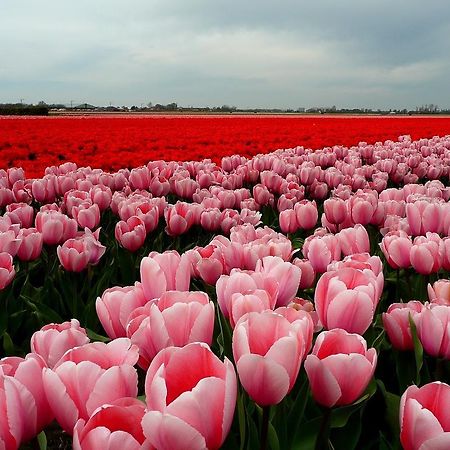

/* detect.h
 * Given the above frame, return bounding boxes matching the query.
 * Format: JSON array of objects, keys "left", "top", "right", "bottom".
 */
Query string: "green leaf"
[
  {"left": 37, "top": 431, "right": 47, "bottom": 450},
  {"left": 2, "top": 331, "right": 15, "bottom": 355},
  {"left": 408, "top": 314, "right": 423, "bottom": 384},
  {"left": 268, "top": 421, "right": 280, "bottom": 450},
  {"left": 377, "top": 380, "right": 401, "bottom": 439},
  {"left": 331, "top": 378, "right": 377, "bottom": 428},
  {"left": 237, "top": 392, "right": 246, "bottom": 450},
  {"left": 330, "top": 409, "right": 362, "bottom": 450},
  {"left": 86, "top": 328, "right": 110, "bottom": 343}
]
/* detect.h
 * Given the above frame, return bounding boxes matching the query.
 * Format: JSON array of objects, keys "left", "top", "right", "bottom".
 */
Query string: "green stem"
[
  {"left": 315, "top": 408, "right": 332, "bottom": 450},
  {"left": 260, "top": 406, "right": 270, "bottom": 450}
]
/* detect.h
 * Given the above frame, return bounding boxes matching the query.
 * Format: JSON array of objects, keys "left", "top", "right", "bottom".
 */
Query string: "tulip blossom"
[
  {"left": 406, "top": 199, "right": 443, "bottom": 236},
  {"left": 410, "top": 237, "right": 441, "bottom": 275},
  {"left": 302, "top": 231, "right": 341, "bottom": 274},
  {"left": 140, "top": 250, "right": 191, "bottom": 301},
  {"left": 96, "top": 283, "right": 148, "bottom": 339},
  {"left": 233, "top": 310, "right": 310, "bottom": 406},
  {"left": 115, "top": 216, "right": 147, "bottom": 252},
  {"left": 255, "top": 256, "right": 301, "bottom": 307},
  {"left": 72, "top": 201, "right": 101, "bottom": 230},
  {"left": 400, "top": 382, "right": 450, "bottom": 450},
  {"left": 314, "top": 266, "right": 380, "bottom": 334},
  {"left": 415, "top": 303, "right": 450, "bottom": 359},
  {"left": 42, "top": 338, "right": 139, "bottom": 434},
  {"left": 142, "top": 343, "right": 237, "bottom": 450},
  {"left": 294, "top": 200, "right": 318, "bottom": 229},
  {"left": 382, "top": 301, "right": 424, "bottom": 351},
  {"left": 0, "top": 252, "right": 15, "bottom": 290},
  {"left": 216, "top": 268, "right": 278, "bottom": 319},
  {"left": 73, "top": 398, "right": 147, "bottom": 450},
  {"left": 30, "top": 318, "right": 90, "bottom": 369},
  {"left": 379, "top": 231, "right": 413, "bottom": 269},
  {"left": 304, "top": 329, "right": 377, "bottom": 407},
  {"left": 0, "top": 354, "right": 54, "bottom": 445},
  {"left": 428, "top": 279, "right": 450, "bottom": 305},
  {"left": 35, "top": 210, "right": 78, "bottom": 245},
  {"left": 127, "top": 290, "right": 215, "bottom": 369},
  {"left": 16, "top": 228, "right": 43, "bottom": 261},
  {"left": 336, "top": 224, "right": 370, "bottom": 256}
]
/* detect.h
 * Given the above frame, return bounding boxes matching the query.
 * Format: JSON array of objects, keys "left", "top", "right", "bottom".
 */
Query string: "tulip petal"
[{"left": 142, "top": 411, "right": 207, "bottom": 450}]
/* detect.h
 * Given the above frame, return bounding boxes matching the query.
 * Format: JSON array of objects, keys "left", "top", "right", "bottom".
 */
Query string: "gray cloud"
[{"left": 1, "top": 0, "right": 449, "bottom": 108}]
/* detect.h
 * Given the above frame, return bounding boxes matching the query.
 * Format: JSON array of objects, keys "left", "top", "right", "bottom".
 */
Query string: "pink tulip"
[
  {"left": 0, "top": 354, "right": 53, "bottom": 443},
  {"left": 292, "top": 258, "right": 316, "bottom": 289},
  {"left": 200, "top": 207, "right": 222, "bottom": 232},
  {"left": 279, "top": 209, "right": 299, "bottom": 234},
  {"left": 142, "top": 343, "right": 237, "bottom": 450},
  {"left": 233, "top": 310, "right": 309, "bottom": 406},
  {"left": 349, "top": 194, "right": 376, "bottom": 225},
  {"left": 31, "top": 176, "right": 57, "bottom": 203},
  {"left": 415, "top": 304, "right": 450, "bottom": 359},
  {"left": 406, "top": 199, "right": 443, "bottom": 236},
  {"left": 5, "top": 203, "right": 34, "bottom": 228},
  {"left": 380, "top": 231, "right": 413, "bottom": 269},
  {"left": 410, "top": 237, "right": 441, "bottom": 275},
  {"left": 0, "top": 252, "right": 15, "bottom": 290},
  {"left": 73, "top": 398, "right": 147, "bottom": 450},
  {"left": 43, "top": 338, "right": 139, "bottom": 434},
  {"left": 30, "top": 319, "right": 90, "bottom": 369},
  {"left": 96, "top": 283, "right": 148, "bottom": 339},
  {"left": 140, "top": 250, "right": 191, "bottom": 301},
  {"left": 57, "top": 238, "right": 91, "bottom": 272},
  {"left": 35, "top": 210, "right": 78, "bottom": 245},
  {"left": 255, "top": 256, "right": 301, "bottom": 307},
  {"left": 72, "top": 201, "right": 101, "bottom": 230},
  {"left": 304, "top": 329, "right": 377, "bottom": 407},
  {"left": 336, "top": 224, "right": 370, "bottom": 256},
  {"left": 115, "top": 216, "right": 146, "bottom": 252},
  {"left": 90, "top": 185, "right": 112, "bottom": 211},
  {"left": 135, "top": 203, "right": 159, "bottom": 234},
  {"left": 382, "top": 301, "right": 424, "bottom": 351},
  {"left": 314, "top": 267, "right": 380, "bottom": 334},
  {"left": 428, "top": 279, "right": 450, "bottom": 305},
  {"left": 323, "top": 197, "right": 348, "bottom": 225},
  {"left": 294, "top": 200, "right": 318, "bottom": 229},
  {"left": 229, "top": 289, "right": 274, "bottom": 328},
  {"left": 127, "top": 290, "right": 215, "bottom": 369},
  {"left": 216, "top": 269, "right": 278, "bottom": 319},
  {"left": 0, "top": 229, "right": 21, "bottom": 257},
  {"left": 302, "top": 232, "right": 341, "bottom": 273},
  {"left": 16, "top": 228, "right": 43, "bottom": 261},
  {"left": 164, "top": 202, "right": 195, "bottom": 236},
  {"left": 400, "top": 382, "right": 450, "bottom": 450}
]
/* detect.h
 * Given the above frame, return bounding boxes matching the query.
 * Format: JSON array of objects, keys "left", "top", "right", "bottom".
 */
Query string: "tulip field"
[{"left": 1, "top": 115, "right": 450, "bottom": 449}]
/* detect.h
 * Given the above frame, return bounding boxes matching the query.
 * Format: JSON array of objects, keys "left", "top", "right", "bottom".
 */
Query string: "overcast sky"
[{"left": 1, "top": 0, "right": 449, "bottom": 109}]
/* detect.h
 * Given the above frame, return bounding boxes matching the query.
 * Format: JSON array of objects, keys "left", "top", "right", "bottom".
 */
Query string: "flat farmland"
[{"left": 1, "top": 114, "right": 450, "bottom": 177}]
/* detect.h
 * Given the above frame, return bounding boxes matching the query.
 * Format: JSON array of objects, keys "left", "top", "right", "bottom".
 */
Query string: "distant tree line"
[{"left": 0, "top": 103, "right": 49, "bottom": 116}]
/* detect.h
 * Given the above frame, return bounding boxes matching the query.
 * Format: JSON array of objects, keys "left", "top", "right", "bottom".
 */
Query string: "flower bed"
[{"left": 1, "top": 133, "right": 450, "bottom": 449}]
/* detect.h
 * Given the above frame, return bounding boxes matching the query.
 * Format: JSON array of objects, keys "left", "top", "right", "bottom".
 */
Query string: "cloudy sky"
[{"left": 1, "top": 0, "right": 449, "bottom": 109}]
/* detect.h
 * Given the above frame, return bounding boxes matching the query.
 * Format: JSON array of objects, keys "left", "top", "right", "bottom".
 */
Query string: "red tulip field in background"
[{"left": 1, "top": 114, "right": 450, "bottom": 177}]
